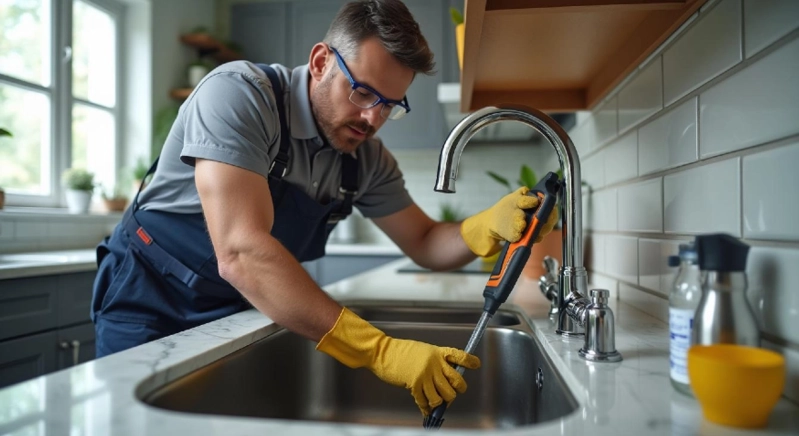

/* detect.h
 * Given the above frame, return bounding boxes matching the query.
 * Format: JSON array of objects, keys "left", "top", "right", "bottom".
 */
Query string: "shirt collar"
[{"left": 289, "top": 64, "right": 322, "bottom": 141}]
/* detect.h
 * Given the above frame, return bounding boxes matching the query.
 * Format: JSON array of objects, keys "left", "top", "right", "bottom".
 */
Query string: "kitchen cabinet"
[
  {"left": 303, "top": 254, "right": 401, "bottom": 287},
  {"left": 0, "top": 272, "right": 96, "bottom": 388},
  {"left": 459, "top": 0, "right": 708, "bottom": 111},
  {"left": 229, "top": 0, "right": 460, "bottom": 149}
]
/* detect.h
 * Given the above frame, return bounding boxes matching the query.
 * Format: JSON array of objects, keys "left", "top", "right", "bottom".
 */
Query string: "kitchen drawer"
[{"left": 0, "top": 276, "right": 59, "bottom": 341}]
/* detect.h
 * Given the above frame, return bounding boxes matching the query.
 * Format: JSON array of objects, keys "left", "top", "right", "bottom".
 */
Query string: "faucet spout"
[{"left": 435, "top": 105, "right": 588, "bottom": 336}]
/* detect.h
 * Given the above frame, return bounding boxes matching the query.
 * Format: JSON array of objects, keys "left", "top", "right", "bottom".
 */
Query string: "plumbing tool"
[{"left": 423, "top": 172, "right": 561, "bottom": 430}]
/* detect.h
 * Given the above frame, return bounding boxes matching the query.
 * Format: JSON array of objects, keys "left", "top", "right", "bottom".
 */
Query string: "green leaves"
[
  {"left": 0, "top": 128, "right": 12, "bottom": 137},
  {"left": 487, "top": 165, "right": 538, "bottom": 192},
  {"left": 518, "top": 165, "right": 537, "bottom": 190},
  {"left": 486, "top": 171, "right": 512, "bottom": 192},
  {"left": 449, "top": 7, "right": 464, "bottom": 25}
]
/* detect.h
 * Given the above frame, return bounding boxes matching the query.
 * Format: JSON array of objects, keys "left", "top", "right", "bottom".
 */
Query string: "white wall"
[{"left": 567, "top": 0, "right": 799, "bottom": 403}]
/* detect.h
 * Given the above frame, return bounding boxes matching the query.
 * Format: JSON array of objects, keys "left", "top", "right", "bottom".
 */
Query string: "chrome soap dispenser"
[{"left": 691, "top": 234, "right": 760, "bottom": 347}]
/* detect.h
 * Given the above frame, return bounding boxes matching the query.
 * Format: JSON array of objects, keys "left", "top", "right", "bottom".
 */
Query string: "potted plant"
[
  {"left": 0, "top": 128, "right": 10, "bottom": 210},
  {"left": 439, "top": 202, "right": 464, "bottom": 223},
  {"left": 101, "top": 184, "right": 128, "bottom": 212},
  {"left": 62, "top": 168, "right": 95, "bottom": 214},
  {"left": 187, "top": 59, "right": 213, "bottom": 88},
  {"left": 486, "top": 165, "right": 563, "bottom": 279}
]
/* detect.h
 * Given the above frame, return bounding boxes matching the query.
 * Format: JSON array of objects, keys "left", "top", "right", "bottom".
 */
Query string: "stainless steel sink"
[{"left": 139, "top": 303, "right": 579, "bottom": 430}]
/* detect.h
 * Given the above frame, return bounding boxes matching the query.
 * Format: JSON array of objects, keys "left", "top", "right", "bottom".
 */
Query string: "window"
[{"left": 0, "top": 0, "right": 123, "bottom": 207}]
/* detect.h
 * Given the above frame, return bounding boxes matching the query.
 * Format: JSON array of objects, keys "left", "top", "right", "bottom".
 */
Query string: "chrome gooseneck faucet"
[{"left": 434, "top": 106, "right": 619, "bottom": 358}]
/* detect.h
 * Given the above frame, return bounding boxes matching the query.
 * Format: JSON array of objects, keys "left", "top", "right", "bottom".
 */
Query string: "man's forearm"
[
  {"left": 216, "top": 234, "right": 342, "bottom": 342},
  {"left": 412, "top": 221, "right": 476, "bottom": 271}
]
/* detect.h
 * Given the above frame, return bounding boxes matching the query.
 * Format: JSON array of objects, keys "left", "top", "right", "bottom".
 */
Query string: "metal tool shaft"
[{"left": 453, "top": 311, "right": 493, "bottom": 376}]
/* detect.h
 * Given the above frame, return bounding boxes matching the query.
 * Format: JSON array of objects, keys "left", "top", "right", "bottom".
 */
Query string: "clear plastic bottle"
[{"left": 668, "top": 243, "right": 701, "bottom": 396}]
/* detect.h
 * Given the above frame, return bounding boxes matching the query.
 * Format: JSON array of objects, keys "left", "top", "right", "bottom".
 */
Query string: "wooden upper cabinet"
[{"left": 460, "top": 0, "right": 708, "bottom": 111}]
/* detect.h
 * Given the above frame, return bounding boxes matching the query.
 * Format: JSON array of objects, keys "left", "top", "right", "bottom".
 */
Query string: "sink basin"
[{"left": 139, "top": 303, "right": 579, "bottom": 430}]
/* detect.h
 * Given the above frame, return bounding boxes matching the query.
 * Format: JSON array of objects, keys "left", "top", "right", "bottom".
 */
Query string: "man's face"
[{"left": 310, "top": 38, "right": 414, "bottom": 154}]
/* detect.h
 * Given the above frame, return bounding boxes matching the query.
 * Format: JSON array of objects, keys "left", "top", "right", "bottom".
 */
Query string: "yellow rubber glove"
[
  {"left": 461, "top": 186, "right": 559, "bottom": 257},
  {"left": 316, "top": 307, "right": 481, "bottom": 416}
]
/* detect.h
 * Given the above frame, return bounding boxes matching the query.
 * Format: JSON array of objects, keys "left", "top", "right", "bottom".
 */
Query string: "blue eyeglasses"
[{"left": 330, "top": 47, "right": 411, "bottom": 120}]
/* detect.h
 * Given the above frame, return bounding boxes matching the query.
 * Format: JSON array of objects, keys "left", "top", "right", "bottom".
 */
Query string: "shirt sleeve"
[
  {"left": 178, "top": 64, "right": 279, "bottom": 180},
  {"left": 354, "top": 139, "right": 414, "bottom": 218}
]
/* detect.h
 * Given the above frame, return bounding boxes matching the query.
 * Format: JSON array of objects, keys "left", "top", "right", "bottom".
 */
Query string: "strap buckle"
[
  {"left": 339, "top": 186, "right": 358, "bottom": 196},
  {"left": 269, "top": 160, "right": 288, "bottom": 178}
]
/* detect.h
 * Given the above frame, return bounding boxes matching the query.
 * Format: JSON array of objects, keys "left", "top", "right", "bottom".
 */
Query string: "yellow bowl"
[{"left": 687, "top": 344, "right": 785, "bottom": 429}]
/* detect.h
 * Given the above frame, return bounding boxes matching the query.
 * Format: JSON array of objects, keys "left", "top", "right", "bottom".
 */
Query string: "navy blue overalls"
[{"left": 91, "top": 65, "right": 358, "bottom": 357}]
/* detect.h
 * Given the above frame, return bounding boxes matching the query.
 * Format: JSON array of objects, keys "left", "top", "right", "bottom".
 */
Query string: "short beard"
[{"left": 311, "top": 70, "right": 373, "bottom": 154}]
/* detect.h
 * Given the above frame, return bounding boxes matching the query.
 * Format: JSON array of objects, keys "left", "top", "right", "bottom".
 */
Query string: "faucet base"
[
  {"left": 578, "top": 347, "right": 622, "bottom": 362},
  {"left": 556, "top": 329, "right": 585, "bottom": 337}
]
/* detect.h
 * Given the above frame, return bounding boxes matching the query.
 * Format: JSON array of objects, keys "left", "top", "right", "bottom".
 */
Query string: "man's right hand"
[{"left": 316, "top": 307, "right": 481, "bottom": 416}]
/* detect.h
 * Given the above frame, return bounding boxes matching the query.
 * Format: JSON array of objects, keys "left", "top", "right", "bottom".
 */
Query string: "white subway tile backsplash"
[
  {"left": 618, "top": 282, "right": 669, "bottom": 323},
  {"left": 618, "top": 56, "right": 663, "bottom": 133},
  {"left": 763, "top": 340, "right": 799, "bottom": 404},
  {"left": 744, "top": 0, "right": 799, "bottom": 57},
  {"left": 618, "top": 178, "right": 663, "bottom": 232},
  {"left": 603, "top": 131, "right": 638, "bottom": 185},
  {"left": 0, "top": 219, "right": 14, "bottom": 242},
  {"left": 15, "top": 219, "right": 49, "bottom": 239},
  {"left": 578, "top": 0, "right": 799, "bottom": 384},
  {"left": 663, "top": 0, "right": 742, "bottom": 106},
  {"left": 590, "top": 188, "right": 617, "bottom": 231},
  {"left": 699, "top": 35, "right": 799, "bottom": 158},
  {"left": 582, "top": 152, "right": 604, "bottom": 190},
  {"left": 590, "top": 274, "right": 618, "bottom": 298},
  {"left": 588, "top": 233, "right": 605, "bottom": 273},
  {"left": 569, "top": 121, "right": 592, "bottom": 158},
  {"left": 605, "top": 235, "right": 638, "bottom": 284},
  {"left": 747, "top": 246, "right": 799, "bottom": 345},
  {"left": 659, "top": 239, "right": 686, "bottom": 295},
  {"left": 743, "top": 142, "right": 799, "bottom": 241},
  {"left": 663, "top": 158, "right": 741, "bottom": 235},
  {"left": 638, "top": 239, "right": 661, "bottom": 292},
  {"left": 590, "top": 97, "right": 618, "bottom": 150},
  {"left": 638, "top": 98, "right": 698, "bottom": 176}
]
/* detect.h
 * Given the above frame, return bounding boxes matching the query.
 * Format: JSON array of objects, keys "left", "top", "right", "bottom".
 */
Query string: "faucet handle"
[
  {"left": 542, "top": 256, "right": 559, "bottom": 278},
  {"left": 589, "top": 288, "right": 609, "bottom": 304}
]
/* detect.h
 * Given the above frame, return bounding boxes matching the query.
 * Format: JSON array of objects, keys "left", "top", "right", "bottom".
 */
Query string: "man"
[{"left": 91, "top": 0, "right": 557, "bottom": 416}]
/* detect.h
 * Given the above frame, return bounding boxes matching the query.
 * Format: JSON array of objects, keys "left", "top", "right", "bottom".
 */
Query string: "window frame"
[{"left": 0, "top": 0, "right": 125, "bottom": 208}]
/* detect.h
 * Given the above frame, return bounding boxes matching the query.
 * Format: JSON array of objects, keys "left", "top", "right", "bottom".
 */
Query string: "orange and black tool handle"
[{"left": 481, "top": 172, "right": 560, "bottom": 316}]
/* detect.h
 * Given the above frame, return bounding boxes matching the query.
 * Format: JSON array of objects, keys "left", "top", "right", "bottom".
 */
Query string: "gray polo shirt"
[{"left": 139, "top": 61, "right": 413, "bottom": 218}]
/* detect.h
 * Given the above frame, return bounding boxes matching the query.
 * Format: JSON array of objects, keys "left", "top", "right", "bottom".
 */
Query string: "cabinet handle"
[
  {"left": 71, "top": 340, "right": 81, "bottom": 366},
  {"left": 60, "top": 340, "right": 81, "bottom": 366}
]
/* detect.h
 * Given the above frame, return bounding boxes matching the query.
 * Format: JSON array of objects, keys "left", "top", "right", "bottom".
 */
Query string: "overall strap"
[
  {"left": 256, "top": 64, "right": 291, "bottom": 181},
  {"left": 330, "top": 154, "right": 358, "bottom": 223}
]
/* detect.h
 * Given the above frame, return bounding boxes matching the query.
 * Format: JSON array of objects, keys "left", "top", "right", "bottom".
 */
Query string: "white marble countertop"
[
  {"left": 0, "top": 258, "right": 797, "bottom": 435},
  {"left": 0, "top": 243, "right": 401, "bottom": 281},
  {"left": 0, "top": 249, "right": 97, "bottom": 280}
]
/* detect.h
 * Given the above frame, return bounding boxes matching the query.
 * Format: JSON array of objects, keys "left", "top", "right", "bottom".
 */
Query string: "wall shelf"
[
  {"left": 179, "top": 33, "right": 243, "bottom": 63},
  {"left": 460, "top": 0, "right": 708, "bottom": 111},
  {"left": 169, "top": 88, "right": 193, "bottom": 100}
]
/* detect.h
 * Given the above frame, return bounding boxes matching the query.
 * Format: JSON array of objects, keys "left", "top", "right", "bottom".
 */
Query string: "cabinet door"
[
  {"left": 369, "top": 0, "right": 447, "bottom": 149},
  {"left": 0, "top": 276, "right": 58, "bottom": 341},
  {"left": 230, "top": 2, "right": 291, "bottom": 64},
  {"left": 317, "top": 255, "right": 401, "bottom": 286},
  {"left": 57, "top": 323, "right": 96, "bottom": 369},
  {"left": 57, "top": 272, "right": 95, "bottom": 327},
  {"left": 0, "top": 331, "right": 58, "bottom": 389}
]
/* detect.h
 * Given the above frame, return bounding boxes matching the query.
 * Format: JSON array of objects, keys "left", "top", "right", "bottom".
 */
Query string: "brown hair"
[{"left": 323, "top": 0, "right": 435, "bottom": 76}]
